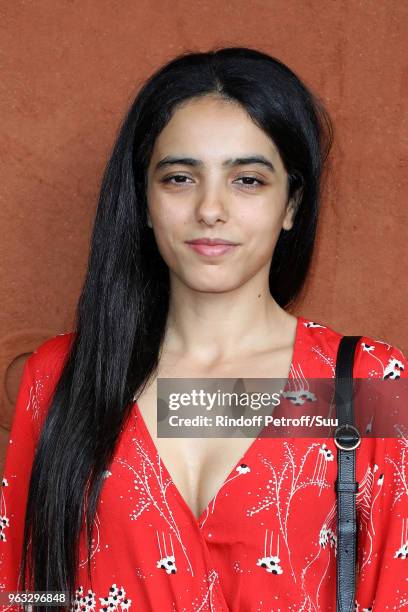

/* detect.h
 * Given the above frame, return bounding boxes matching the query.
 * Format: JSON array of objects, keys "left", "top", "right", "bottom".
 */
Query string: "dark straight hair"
[{"left": 20, "top": 46, "right": 333, "bottom": 608}]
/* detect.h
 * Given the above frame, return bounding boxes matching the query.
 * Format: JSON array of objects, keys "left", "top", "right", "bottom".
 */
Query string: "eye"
[
  {"left": 161, "top": 174, "right": 193, "bottom": 185},
  {"left": 234, "top": 176, "right": 265, "bottom": 189},
  {"left": 160, "top": 174, "right": 266, "bottom": 189}
]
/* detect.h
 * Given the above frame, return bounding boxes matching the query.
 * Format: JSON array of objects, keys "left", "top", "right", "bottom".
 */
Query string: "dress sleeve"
[
  {"left": 353, "top": 338, "right": 408, "bottom": 611},
  {"left": 0, "top": 355, "right": 40, "bottom": 601}
]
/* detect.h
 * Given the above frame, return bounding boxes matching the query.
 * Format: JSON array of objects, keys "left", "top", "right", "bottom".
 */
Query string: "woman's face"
[{"left": 146, "top": 95, "right": 298, "bottom": 293}]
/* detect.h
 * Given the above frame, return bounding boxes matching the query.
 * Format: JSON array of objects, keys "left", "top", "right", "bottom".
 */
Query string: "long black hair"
[{"left": 20, "top": 46, "right": 333, "bottom": 608}]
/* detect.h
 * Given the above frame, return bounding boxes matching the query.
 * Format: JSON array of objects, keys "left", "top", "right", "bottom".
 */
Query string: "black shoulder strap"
[{"left": 334, "top": 335, "right": 362, "bottom": 612}]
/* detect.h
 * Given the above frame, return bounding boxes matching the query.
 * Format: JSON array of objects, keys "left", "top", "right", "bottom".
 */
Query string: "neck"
[{"left": 162, "top": 273, "right": 293, "bottom": 366}]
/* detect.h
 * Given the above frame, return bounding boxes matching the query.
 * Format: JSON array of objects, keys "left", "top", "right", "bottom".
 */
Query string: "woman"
[{"left": 1, "top": 47, "right": 407, "bottom": 611}]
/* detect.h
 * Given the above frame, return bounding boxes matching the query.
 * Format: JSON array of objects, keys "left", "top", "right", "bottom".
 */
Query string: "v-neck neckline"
[{"left": 133, "top": 314, "right": 303, "bottom": 527}]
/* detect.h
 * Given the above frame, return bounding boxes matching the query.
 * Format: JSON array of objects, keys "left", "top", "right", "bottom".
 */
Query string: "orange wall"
[{"left": 1, "top": 1, "right": 407, "bottom": 472}]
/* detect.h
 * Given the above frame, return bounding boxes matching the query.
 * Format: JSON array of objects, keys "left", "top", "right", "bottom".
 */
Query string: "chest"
[{"left": 135, "top": 346, "right": 294, "bottom": 521}]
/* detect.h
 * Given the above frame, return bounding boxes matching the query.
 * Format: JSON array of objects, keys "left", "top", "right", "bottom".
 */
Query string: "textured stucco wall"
[{"left": 1, "top": 1, "right": 407, "bottom": 472}]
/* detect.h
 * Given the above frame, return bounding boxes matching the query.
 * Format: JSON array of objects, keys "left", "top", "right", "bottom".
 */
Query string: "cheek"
[
  {"left": 240, "top": 206, "right": 283, "bottom": 241},
  {"left": 149, "top": 190, "right": 188, "bottom": 229},
  {"left": 155, "top": 207, "right": 188, "bottom": 243},
  {"left": 149, "top": 206, "right": 188, "bottom": 266},
  {"left": 238, "top": 207, "right": 285, "bottom": 265}
]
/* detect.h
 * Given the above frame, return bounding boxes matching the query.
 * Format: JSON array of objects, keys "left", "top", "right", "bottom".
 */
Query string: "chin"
[{"left": 182, "top": 275, "right": 245, "bottom": 294}]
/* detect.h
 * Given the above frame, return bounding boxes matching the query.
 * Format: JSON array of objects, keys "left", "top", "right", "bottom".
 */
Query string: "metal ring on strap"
[{"left": 333, "top": 423, "right": 361, "bottom": 451}]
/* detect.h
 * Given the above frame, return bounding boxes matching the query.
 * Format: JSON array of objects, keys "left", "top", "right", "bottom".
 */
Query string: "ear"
[
  {"left": 147, "top": 210, "right": 153, "bottom": 228},
  {"left": 282, "top": 188, "right": 302, "bottom": 231}
]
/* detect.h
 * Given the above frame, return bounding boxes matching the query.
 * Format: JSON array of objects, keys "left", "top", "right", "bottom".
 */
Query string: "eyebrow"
[{"left": 154, "top": 155, "right": 275, "bottom": 173}]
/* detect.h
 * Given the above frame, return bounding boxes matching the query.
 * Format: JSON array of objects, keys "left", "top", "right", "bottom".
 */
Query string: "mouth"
[
  {"left": 185, "top": 241, "right": 239, "bottom": 257},
  {"left": 185, "top": 238, "right": 239, "bottom": 246}
]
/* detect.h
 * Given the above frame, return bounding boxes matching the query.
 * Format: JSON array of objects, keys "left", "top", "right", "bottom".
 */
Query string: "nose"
[{"left": 195, "top": 181, "right": 229, "bottom": 226}]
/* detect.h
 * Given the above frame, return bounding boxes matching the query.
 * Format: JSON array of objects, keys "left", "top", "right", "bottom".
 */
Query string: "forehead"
[{"left": 149, "top": 95, "right": 283, "bottom": 166}]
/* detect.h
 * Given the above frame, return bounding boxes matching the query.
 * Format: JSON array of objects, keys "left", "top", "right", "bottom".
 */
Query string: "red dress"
[{"left": 1, "top": 315, "right": 407, "bottom": 611}]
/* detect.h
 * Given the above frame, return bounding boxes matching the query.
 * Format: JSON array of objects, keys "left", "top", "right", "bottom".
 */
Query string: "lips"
[
  {"left": 185, "top": 238, "right": 239, "bottom": 246},
  {"left": 184, "top": 237, "right": 241, "bottom": 257}
]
